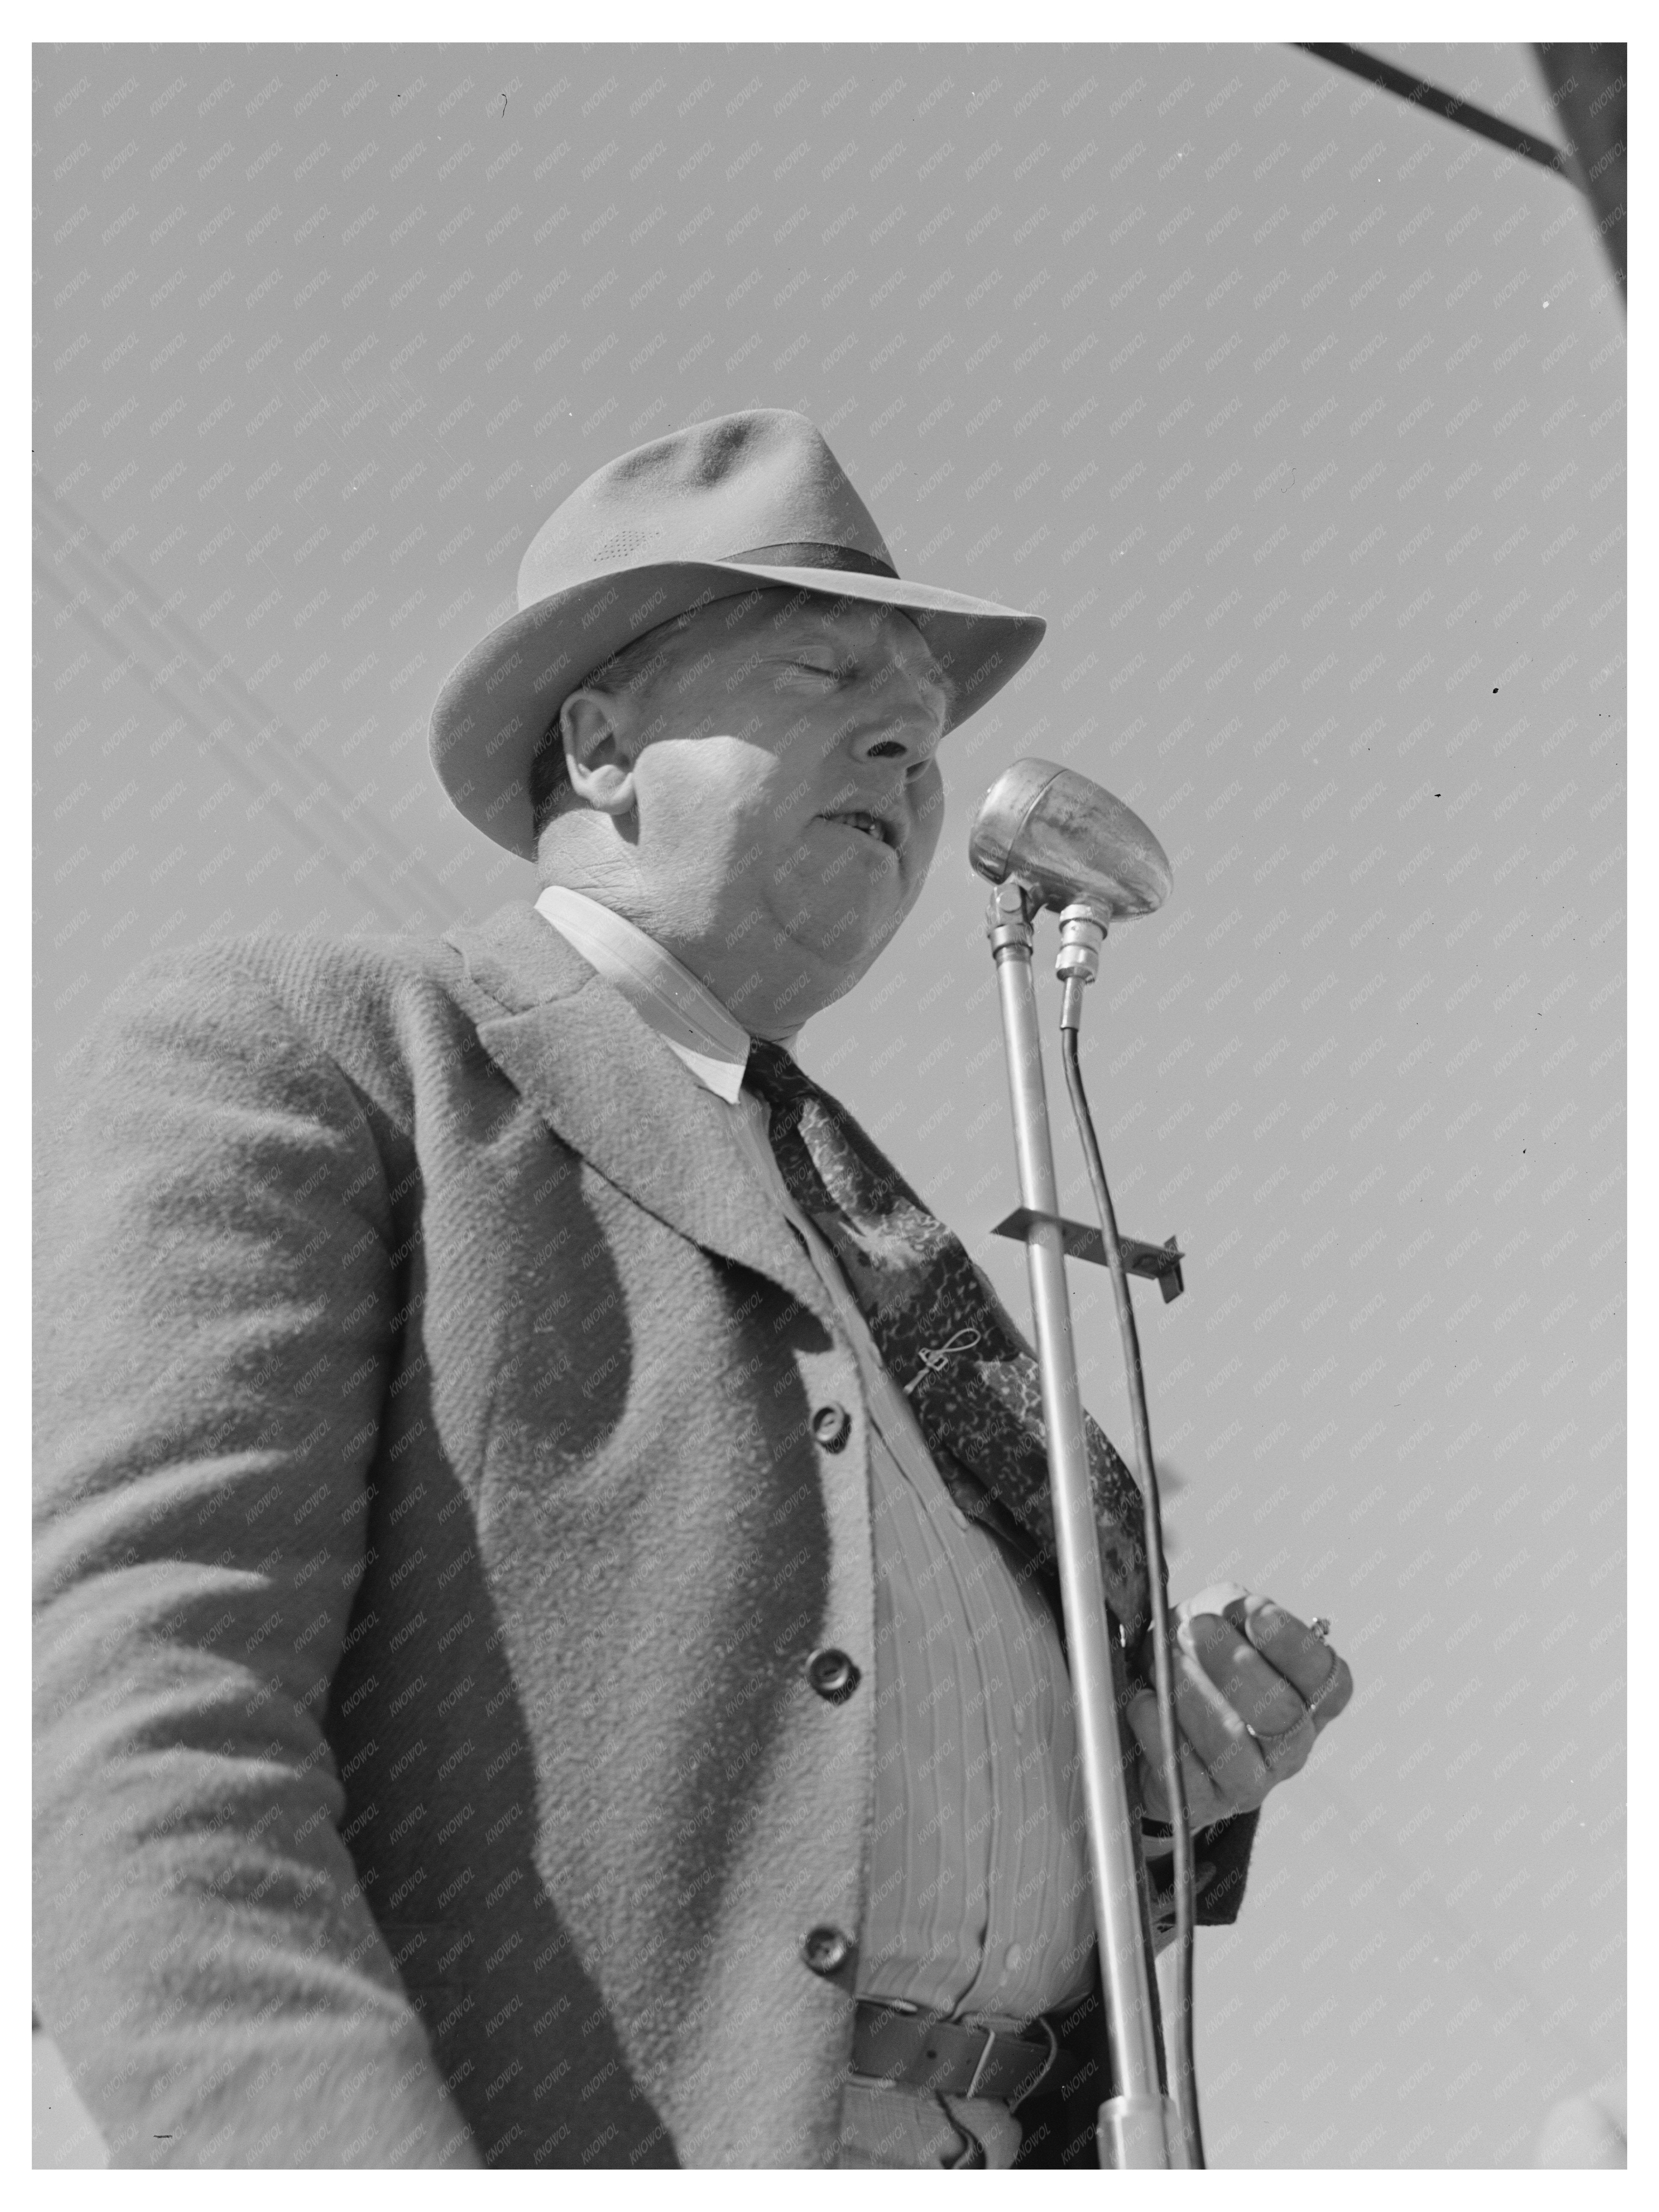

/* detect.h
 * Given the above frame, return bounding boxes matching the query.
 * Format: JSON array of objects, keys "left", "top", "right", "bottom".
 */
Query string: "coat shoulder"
[
  {"left": 36, "top": 920, "right": 522, "bottom": 1202},
  {"left": 112, "top": 919, "right": 472, "bottom": 1037},
  {"left": 57, "top": 919, "right": 490, "bottom": 1096}
]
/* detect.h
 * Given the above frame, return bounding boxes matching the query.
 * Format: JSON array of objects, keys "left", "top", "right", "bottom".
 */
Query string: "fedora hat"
[{"left": 428, "top": 408, "right": 1045, "bottom": 857}]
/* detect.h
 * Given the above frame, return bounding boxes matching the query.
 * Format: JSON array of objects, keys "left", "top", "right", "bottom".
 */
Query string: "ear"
[{"left": 560, "top": 688, "right": 638, "bottom": 817}]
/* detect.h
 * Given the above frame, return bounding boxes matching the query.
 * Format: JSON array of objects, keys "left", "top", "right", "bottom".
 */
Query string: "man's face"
[{"left": 598, "top": 590, "right": 952, "bottom": 1022}]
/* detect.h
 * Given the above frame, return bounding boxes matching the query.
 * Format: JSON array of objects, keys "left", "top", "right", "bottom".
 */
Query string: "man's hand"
[{"left": 1126, "top": 1581, "right": 1354, "bottom": 1827}]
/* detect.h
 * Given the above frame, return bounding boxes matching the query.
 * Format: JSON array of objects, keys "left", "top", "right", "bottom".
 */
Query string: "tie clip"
[{"left": 903, "top": 1326, "right": 983, "bottom": 1395}]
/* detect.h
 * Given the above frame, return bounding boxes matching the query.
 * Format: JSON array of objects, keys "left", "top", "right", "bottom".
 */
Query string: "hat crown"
[{"left": 516, "top": 409, "right": 894, "bottom": 609}]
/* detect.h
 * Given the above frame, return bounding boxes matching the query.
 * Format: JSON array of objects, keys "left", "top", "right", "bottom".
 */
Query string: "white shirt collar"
[{"left": 533, "top": 884, "right": 800, "bottom": 1104}]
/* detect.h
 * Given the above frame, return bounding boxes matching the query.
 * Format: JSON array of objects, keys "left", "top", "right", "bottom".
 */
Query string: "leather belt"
[{"left": 849, "top": 2000, "right": 1089, "bottom": 2107}]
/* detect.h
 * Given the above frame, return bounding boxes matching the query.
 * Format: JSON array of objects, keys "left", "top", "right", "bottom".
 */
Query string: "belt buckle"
[{"left": 963, "top": 2023, "right": 999, "bottom": 2101}]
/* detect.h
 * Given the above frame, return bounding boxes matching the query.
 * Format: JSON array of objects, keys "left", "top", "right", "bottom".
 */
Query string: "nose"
[{"left": 847, "top": 690, "right": 945, "bottom": 776}]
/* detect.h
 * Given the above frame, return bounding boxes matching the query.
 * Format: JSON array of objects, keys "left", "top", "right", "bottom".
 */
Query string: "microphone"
[
  {"left": 968, "top": 758, "right": 1172, "bottom": 919},
  {"left": 967, "top": 753, "right": 1193, "bottom": 2164}
]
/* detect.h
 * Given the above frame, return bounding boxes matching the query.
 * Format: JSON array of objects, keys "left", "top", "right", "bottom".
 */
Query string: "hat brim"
[{"left": 428, "top": 559, "right": 1046, "bottom": 859}]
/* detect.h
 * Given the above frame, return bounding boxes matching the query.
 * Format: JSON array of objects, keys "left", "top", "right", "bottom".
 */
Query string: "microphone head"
[{"left": 968, "top": 758, "right": 1173, "bottom": 918}]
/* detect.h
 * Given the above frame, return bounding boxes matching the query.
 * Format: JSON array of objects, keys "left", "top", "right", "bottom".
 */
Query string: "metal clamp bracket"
[{"left": 991, "top": 1207, "right": 1187, "bottom": 1302}]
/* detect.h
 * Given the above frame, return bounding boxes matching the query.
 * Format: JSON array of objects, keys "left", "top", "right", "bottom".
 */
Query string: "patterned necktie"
[{"left": 743, "top": 1037, "right": 1151, "bottom": 1641}]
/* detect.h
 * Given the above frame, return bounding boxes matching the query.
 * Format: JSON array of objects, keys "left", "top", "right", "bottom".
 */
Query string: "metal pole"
[
  {"left": 1534, "top": 42, "right": 1627, "bottom": 299},
  {"left": 985, "top": 878, "right": 1177, "bottom": 2170}
]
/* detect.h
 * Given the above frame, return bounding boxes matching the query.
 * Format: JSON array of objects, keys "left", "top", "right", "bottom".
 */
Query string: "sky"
[{"left": 33, "top": 40, "right": 1626, "bottom": 2169}]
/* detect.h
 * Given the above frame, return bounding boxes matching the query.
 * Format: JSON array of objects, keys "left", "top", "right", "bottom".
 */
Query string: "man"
[{"left": 34, "top": 409, "right": 1352, "bottom": 2169}]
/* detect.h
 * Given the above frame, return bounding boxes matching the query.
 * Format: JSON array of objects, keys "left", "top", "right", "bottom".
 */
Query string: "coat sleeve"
[{"left": 33, "top": 948, "right": 480, "bottom": 2169}]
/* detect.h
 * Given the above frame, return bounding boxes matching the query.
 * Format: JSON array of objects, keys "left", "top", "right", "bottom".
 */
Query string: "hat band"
[{"left": 725, "top": 540, "right": 899, "bottom": 580}]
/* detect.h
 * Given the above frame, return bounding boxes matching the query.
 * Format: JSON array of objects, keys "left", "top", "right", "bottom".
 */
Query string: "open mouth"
[{"left": 820, "top": 807, "right": 896, "bottom": 850}]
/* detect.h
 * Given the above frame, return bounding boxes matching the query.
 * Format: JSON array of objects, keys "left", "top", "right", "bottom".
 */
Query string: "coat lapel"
[{"left": 443, "top": 901, "right": 837, "bottom": 1328}]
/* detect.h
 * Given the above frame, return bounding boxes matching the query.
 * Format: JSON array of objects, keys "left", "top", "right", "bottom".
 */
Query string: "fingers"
[
  {"left": 1173, "top": 1581, "right": 1252, "bottom": 1627},
  {"left": 1169, "top": 1592, "right": 1355, "bottom": 1738},
  {"left": 1181, "top": 1610, "right": 1312, "bottom": 1748},
  {"left": 1131, "top": 1590, "right": 1357, "bottom": 1829},
  {"left": 1168, "top": 1633, "right": 1282, "bottom": 1805},
  {"left": 1234, "top": 1595, "right": 1355, "bottom": 1736},
  {"left": 1126, "top": 1688, "right": 1231, "bottom": 1827},
  {"left": 1128, "top": 1646, "right": 1275, "bottom": 1820},
  {"left": 1306, "top": 1653, "right": 1353, "bottom": 1733}
]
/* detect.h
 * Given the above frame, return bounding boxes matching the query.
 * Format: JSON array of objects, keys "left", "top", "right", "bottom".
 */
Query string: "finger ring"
[{"left": 1309, "top": 1616, "right": 1331, "bottom": 1643}]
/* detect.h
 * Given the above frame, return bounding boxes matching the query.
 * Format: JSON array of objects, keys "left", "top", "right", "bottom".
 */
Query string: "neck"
[{"left": 537, "top": 843, "right": 839, "bottom": 1039}]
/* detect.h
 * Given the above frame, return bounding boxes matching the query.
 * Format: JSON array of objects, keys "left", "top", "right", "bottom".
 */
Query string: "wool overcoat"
[{"left": 33, "top": 899, "right": 1247, "bottom": 2169}]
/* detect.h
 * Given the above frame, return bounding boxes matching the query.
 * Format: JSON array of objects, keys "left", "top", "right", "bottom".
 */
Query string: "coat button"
[
  {"left": 807, "top": 1647, "right": 861, "bottom": 1703},
  {"left": 802, "top": 1925, "right": 853, "bottom": 1977},
  {"left": 812, "top": 1402, "right": 852, "bottom": 1452}
]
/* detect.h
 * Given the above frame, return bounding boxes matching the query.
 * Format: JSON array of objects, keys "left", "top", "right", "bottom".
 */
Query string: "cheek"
[
  {"left": 636, "top": 743, "right": 766, "bottom": 862},
  {"left": 904, "top": 769, "right": 947, "bottom": 883}
]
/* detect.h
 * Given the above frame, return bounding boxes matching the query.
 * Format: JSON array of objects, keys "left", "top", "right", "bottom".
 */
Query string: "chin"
[
  {"left": 772, "top": 866, "right": 918, "bottom": 987},
  {"left": 800, "top": 891, "right": 903, "bottom": 957},
  {"left": 828, "top": 926, "right": 912, "bottom": 1005}
]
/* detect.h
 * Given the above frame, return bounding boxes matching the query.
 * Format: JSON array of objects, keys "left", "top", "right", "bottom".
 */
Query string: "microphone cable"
[{"left": 1058, "top": 991, "right": 1205, "bottom": 2171}]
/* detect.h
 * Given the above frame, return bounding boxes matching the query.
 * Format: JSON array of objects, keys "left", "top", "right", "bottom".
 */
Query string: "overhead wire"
[
  {"left": 34, "top": 481, "right": 459, "bottom": 932},
  {"left": 1293, "top": 44, "right": 1577, "bottom": 180}
]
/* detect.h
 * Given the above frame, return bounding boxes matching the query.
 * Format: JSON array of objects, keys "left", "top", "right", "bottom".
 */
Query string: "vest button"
[
  {"left": 812, "top": 1402, "right": 852, "bottom": 1452},
  {"left": 802, "top": 1925, "right": 853, "bottom": 1978},
  {"left": 807, "top": 1647, "right": 861, "bottom": 1703}
]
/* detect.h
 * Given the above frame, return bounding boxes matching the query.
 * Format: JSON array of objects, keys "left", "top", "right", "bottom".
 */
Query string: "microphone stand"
[{"left": 984, "top": 875, "right": 1184, "bottom": 2171}]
